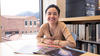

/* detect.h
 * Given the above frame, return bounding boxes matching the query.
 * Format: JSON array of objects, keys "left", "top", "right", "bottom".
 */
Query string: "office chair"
[
  {"left": 66, "top": 32, "right": 77, "bottom": 48},
  {"left": 66, "top": 32, "right": 86, "bottom": 53},
  {"left": 71, "top": 32, "right": 77, "bottom": 41}
]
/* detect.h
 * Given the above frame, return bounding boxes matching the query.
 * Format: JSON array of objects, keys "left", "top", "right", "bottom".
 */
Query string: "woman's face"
[{"left": 46, "top": 7, "right": 59, "bottom": 24}]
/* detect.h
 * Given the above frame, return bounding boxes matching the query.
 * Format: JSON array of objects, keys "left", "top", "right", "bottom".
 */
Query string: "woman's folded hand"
[{"left": 43, "top": 39, "right": 54, "bottom": 45}]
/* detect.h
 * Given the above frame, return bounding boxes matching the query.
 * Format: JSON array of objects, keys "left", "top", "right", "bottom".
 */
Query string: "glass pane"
[
  {"left": 25, "top": 21, "right": 28, "bottom": 26},
  {"left": 34, "top": 21, "right": 37, "bottom": 25},
  {"left": 30, "top": 21, "right": 32, "bottom": 26},
  {"left": 1, "top": 0, "right": 40, "bottom": 41}
]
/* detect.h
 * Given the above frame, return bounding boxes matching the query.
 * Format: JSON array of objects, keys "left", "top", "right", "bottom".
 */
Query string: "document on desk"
[
  {"left": 14, "top": 44, "right": 39, "bottom": 54},
  {"left": 15, "top": 44, "right": 59, "bottom": 54},
  {"left": 14, "top": 44, "right": 72, "bottom": 56}
]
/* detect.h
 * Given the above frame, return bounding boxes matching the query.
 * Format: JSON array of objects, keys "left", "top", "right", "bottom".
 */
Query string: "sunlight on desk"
[
  {"left": 0, "top": 43, "right": 16, "bottom": 56},
  {"left": 0, "top": 35, "right": 86, "bottom": 56},
  {"left": 15, "top": 54, "right": 47, "bottom": 56},
  {"left": 0, "top": 36, "right": 38, "bottom": 56}
]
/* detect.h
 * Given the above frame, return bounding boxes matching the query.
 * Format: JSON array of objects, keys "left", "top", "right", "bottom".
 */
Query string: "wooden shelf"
[
  {"left": 59, "top": 15, "right": 100, "bottom": 24},
  {"left": 77, "top": 40, "right": 100, "bottom": 45}
]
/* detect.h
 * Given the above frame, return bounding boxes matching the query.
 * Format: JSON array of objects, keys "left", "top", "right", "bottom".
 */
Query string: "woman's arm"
[
  {"left": 59, "top": 24, "right": 76, "bottom": 48},
  {"left": 58, "top": 35, "right": 76, "bottom": 48},
  {"left": 52, "top": 23, "right": 76, "bottom": 48},
  {"left": 36, "top": 24, "right": 45, "bottom": 43},
  {"left": 37, "top": 24, "right": 54, "bottom": 45}
]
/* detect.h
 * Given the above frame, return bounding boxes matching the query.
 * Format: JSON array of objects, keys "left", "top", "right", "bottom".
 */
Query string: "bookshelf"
[{"left": 60, "top": 15, "right": 100, "bottom": 54}]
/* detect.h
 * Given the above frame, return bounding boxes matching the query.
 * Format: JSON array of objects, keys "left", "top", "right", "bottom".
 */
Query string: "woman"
[{"left": 37, "top": 4, "right": 76, "bottom": 48}]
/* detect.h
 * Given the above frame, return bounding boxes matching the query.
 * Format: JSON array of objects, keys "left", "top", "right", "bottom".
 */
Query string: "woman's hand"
[
  {"left": 43, "top": 39, "right": 54, "bottom": 45},
  {"left": 59, "top": 41, "right": 67, "bottom": 47}
]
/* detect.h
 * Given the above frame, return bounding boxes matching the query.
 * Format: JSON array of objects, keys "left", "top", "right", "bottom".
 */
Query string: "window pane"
[
  {"left": 1, "top": 0, "right": 41, "bottom": 41},
  {"left": 34, "top": 21, "right": 37, "bottom": 25},
  {"left": 30, "top": 21, "right": 32, "bottom": 26},
  {"left": 25, "top": 21, "right": 28, "bottom": 26}
]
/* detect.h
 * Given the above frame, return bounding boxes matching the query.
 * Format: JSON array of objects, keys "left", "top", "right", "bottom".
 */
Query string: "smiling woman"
[{"left": 37, "top": 4, "right": 76, "bottom": 48}]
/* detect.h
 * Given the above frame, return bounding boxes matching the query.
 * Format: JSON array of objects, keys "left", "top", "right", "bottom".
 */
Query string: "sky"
[{"left": 1, "top": 0, "right": 39, "bottom": 16}]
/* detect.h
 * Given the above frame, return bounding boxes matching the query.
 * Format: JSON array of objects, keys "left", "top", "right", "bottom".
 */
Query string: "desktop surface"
[{"left": 0, "top": 39, "right": 84, "bottom": 56}]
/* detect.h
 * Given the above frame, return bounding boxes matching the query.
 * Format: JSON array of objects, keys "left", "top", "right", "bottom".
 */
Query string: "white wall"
[
  {"left": 0, "top": 0, "right": 1, "bottom": 42},
  {"left": 57, "top": 0, "right": 66, "bottom": 18},
  {"left": 0, "top": 16, "right": 1, "bottom": 42}
]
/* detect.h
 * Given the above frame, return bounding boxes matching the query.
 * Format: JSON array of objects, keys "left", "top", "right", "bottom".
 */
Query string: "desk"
[{"left": 0, "top": 39, "right": 84, "bottom": 56}]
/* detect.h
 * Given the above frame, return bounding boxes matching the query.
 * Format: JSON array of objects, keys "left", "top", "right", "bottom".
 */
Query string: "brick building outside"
[{"left": 1, "top": 16, "right": 40, "bottom": 37}]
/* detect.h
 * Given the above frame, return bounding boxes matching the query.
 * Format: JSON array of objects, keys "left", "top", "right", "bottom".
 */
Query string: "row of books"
[
  {"left": 66, "top": 24, "right": 100, "bottom": 54},
  {"left": 66, "top": 24, "right": 100, "bottom": 42},
  {"left": 81, "top": 43, "right": 98, "bottom": 54}
]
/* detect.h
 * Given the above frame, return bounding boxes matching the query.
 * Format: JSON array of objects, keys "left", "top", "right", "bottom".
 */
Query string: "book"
[
  {"left": 86, "top": 24, "right": 89, "bottom": 41},
  {"left": 33, "top": 46, "right": 73, "bottom": 56},
  {"left": 82, "top": 43, "right": 88, "bottom": 51},
  {"left": 82, "top": 43, "right": 85, "bottom": 51},
  {"left": 79, "top": 24, "right": 85, "bottom": 40},
  {"left": 88, "top": 43, "right": 91, "bottom": 52},
  {"left": 96, "top": 24, "right": 100, "bottom": 42},
  {"left": 93, "top": 44, "right": 97, "bottom": 54}
]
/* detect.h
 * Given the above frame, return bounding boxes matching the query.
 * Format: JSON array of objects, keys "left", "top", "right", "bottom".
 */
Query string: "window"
[
  {"left": 25, "top": 31, "right": 27, "bottom": 33},
  {"left": 34, "top": 21, "right": 37, "bottom": 25},
  {"left": 1, "top": 0, "right": 42, "bottom": 41},
  {"left": 1, "top": 26, "right": 2, "bottom": 29},
  {"left": 22, "top": 31, "right": 24, "bottom": 34},
  {"left": 30, "top": 31, "right": 32, "bottom": 33},
  {"left": 30, "top": 21, "right": 32, "bottom": 26},
  {"left": 25, "top": 21, "right": 28, "bottom": 26}
]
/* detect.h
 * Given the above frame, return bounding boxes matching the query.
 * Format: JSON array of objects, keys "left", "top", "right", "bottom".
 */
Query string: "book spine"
[
  {"left": 93, "top": 44, "right": 97, "bottom": 54},
  {"left": 96, "top": 24, "right": 100, "bottom": 42},
  {"left": 79, "top": 24, "right": 85, "bottom": 40}
]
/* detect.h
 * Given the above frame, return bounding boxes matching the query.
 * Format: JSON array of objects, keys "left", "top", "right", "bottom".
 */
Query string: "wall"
[
  {"left": 57, "top": 0, "right": 66, "bottom": 18},
  {"left": 0, "top": 5, "right": 1, "bottom": 42},
  {"left": 99, "top": 0, "right": 100, "bottom": 8},
  {"left": 0, "top": 16, "right": 1, "bottom": 42}
]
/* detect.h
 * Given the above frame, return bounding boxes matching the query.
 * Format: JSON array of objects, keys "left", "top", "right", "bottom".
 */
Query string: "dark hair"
[{"left": 45, "top": 4, "right": 60, "bottom": 15}]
